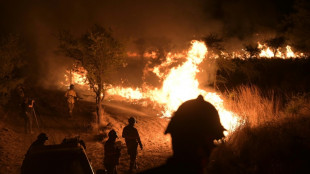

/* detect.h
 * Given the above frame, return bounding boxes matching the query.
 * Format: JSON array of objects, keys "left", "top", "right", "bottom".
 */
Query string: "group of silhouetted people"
[
  {"left": 25, "top": 94, "right": 225, "bottom": 174},
  {"left": 103, "top": 95, "right": 225, "bottom": 174},
  {"left": 104, "top": 117, "right": 143, "bottom": 174}
]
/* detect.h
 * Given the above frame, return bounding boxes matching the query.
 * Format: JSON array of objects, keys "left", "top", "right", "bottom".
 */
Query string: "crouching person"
[{"left": 104, "top": 129, "right": 121, "bottom": 174}]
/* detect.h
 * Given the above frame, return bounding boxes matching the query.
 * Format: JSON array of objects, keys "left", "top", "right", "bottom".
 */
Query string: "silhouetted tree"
[
  {"left": 203, "top": 33, "right": 224, "bottom": 57},
  {"left": 0, "top": 34, "right": 25, "bottom": 106},
  {"left": 265, "top": 36, "right": 286, "bottom": 58},
  {"left": 244, "top": 43, "right": 260, "bottom": 58},
  {"left": 58, "top": 25, "right": 125, "bottom": 127}
]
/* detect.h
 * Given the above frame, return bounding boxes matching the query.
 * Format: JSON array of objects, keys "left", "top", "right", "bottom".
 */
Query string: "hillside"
[{"left": 0, "top": 87, "right": 172, "bottom": 174}]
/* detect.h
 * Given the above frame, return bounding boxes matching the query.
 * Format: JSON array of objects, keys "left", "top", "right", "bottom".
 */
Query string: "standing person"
[
  {"left": 22, "top": 96, "right": 35, "bottom": 134},
  {"left": 65, "top": 84, "right": 78, "bottom": 118},
  {"left": 122, "top": 117, "right": 143, "bottom": 172},
  {"left": 104, "top": 129, "right": 121, "bottom": 174},
  {"left": 138, "top": 95, "right": 226, "bottom": 174}
]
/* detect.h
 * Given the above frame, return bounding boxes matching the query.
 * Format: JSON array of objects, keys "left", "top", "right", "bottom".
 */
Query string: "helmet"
[
  {"left": 37, "top": 133, "right": 48, "bottom": 141},
  {"left": 165, "top": 95, "right": 225, "bottom": 140},
  {"left": 108, "top": 129, "right": 118, "bottom": 138},
  {"left": 128, "top": 117, "right": 136, "bottom": 124}
]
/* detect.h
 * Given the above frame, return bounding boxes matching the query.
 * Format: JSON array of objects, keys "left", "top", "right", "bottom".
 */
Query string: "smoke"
[{"left": 0, "top": 0, "right": 303, "bottom": 89}]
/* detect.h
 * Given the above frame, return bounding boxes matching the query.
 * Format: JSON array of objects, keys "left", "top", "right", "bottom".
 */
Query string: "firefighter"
[
  {"left": 65, "top": 84, "right": 78, "bottom": 118},
  {"left": 22, "top": 96, "right": 35, "bottom": 134},
  {"left": 122, "top": 117, "right": 143, "bottom": 172},
  {"left": 104, "top": 129, "right": 121, "bottom": 174},
  {"left": 139, "top": 95, "right": 226, "bottom": 174}
]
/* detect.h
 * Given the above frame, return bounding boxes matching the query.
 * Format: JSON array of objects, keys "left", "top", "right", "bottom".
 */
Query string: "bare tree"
[{"left": 58, "top": 25, "right": 125, "bottom": 127}]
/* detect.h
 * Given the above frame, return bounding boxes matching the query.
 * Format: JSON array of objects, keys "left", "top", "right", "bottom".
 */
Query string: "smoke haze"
[{"left": 0, "top": 0, "right": 306, "bottom": 87}]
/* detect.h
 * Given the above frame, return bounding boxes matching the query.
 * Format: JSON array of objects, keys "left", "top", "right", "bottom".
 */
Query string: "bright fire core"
[{"left": 107, "top": 41, "right": 240, "bottom": 132}]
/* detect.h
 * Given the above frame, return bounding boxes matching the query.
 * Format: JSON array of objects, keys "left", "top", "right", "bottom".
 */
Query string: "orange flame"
[{"left": 258, "top": 42, "right": 304, "bottom": 59}]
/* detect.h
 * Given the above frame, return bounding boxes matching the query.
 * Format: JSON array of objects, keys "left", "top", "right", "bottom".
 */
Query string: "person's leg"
[
  {"left": 25, "top": 112, "right": 31, "bottom": 134},
  {"left": 113, "top": 166, "right": 117, "bottom": 174},
  {"left": 68, "top": 103, "right": 74, "bottom": 117},
  {"left": 29, "top": 111, "right": 33, "bottom": 133},
  {"left": 105, "top": 165, "right": 114, "bottom": 174},
  {"left": 129, "top": 151, "right": 137, "bottom": 171},
  {"left": 24, "top": 116, "right": 29, "bottom": 134}
]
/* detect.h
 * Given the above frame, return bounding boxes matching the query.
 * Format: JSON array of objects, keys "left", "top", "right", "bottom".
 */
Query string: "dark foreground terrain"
[{"left": 1, "top": 87, "right": 310, "bottom": 174}]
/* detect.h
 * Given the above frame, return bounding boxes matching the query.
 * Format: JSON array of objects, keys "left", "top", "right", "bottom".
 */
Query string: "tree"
[
  {"left": 265, "top": 36, "right": 286, "bottom": 58},
  {"left": 58, "top": 25, "right": 125, "bottom": 127},
  {"left": 203, "top": 33, "right": 224, "bottom": 57},
  {"left": 0, "top": 34, "right": 25, "bottom": 106},
  {"left": 244, "top": 43, "right": 260, "bottom": 58}
]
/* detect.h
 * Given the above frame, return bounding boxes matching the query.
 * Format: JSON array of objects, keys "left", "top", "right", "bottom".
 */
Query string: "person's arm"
[
  {"left": 29, "top": 99, "right": 35, "bottom": 108},
  {"left": 136, "top": 130, "right": 143, "bottom": 150},
  {"left": 122, "top": 127, "right": 126, "bottom": 138}
]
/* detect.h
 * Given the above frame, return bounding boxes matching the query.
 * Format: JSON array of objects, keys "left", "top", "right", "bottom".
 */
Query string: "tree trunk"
[
  {"left": 96, "top": 83, "right": 105, "bottom": 127},
  {"left": 273, "top": 49, "right": 277, "bottom": 58}
]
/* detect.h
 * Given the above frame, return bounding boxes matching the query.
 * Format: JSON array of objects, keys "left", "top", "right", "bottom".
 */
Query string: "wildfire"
[
  {"left": 62, "top": 67, "right": 89, "bottom": 88},
  {"left": 61, "top": 39, "right": 306, "bottom": 133},
  {"left": 108, "top": 40, "right": 240, "bottom": 132},
  {"left": 258, "top": 42, "right": 304, "bottom": 58}
]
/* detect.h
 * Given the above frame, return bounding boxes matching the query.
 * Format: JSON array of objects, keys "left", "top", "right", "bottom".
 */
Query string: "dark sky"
[
  {"left": 0, "top": 0, "right": 298, "bottom": 45},
  {"left": 0, "top": 0, "right": 306, "bottom": 86}
]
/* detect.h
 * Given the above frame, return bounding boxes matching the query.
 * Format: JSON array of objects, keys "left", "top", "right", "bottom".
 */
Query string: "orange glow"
[
  {"left": 62, "top": 40, "right": 305, "bottom": 133},
  {"left": 62, "top": 67, "right": 89, "bottom": 88},
  {"left": 107, "top": 40, "right": 240, "bottom": 132},
  {"left": 258, "top": 42, "right": 304, "bottom": 59}
]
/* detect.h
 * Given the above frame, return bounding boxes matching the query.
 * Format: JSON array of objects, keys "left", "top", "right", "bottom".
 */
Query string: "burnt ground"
[{"left": 0, "top": 97, "right": 172, "bottom": 174}]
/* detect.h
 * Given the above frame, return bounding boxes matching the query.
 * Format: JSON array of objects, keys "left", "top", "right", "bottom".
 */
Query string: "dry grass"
[
  {"left": 208, "top": 86, "right": 310, "bottom": 174},
  {"left": 224, "top": 85, "right": 282, "bottom": 127}
]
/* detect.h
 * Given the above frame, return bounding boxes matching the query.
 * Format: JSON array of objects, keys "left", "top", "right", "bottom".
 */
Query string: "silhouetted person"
[
  {"left": 22, "top": 96, "right": 35, "bottom": 134},
  {"left": 27, "top": 133, "right": 48, "bottom": 152},
  {"left": 104, "top": 129, "right": 121, "bottom": 174},
  {"left": 139, "top": 95, "right": 225, "bottom": 174},
  {"left": 65, "top": 84, "right": 78, "bottom": 118},
  {"left": 122, "top": 117, "right": 143, "bottom": 172}
]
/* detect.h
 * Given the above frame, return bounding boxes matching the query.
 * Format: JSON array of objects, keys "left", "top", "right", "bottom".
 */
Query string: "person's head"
[
  {"left": 70, "top": 84, "right": 74, "bottom": 90},
  {"left": 37, "top": 133, "right": 48, "bottom": 142},
  {"left": 165, "top": 95, "right": 225, "bottom": 159},
  {"left": 108, "top": 129, "right": 118, "bottom": 140},
  {"left": 128, "top": 117, "right": 136, "bottom": 126}
]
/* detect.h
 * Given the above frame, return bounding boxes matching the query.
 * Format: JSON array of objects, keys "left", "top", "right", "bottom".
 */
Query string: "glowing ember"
[{"left": 107, "top": 40, "right": 240, "bottom": 132}]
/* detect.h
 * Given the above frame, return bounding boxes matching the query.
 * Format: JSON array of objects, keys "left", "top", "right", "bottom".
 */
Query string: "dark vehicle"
[{"left": 21, "top": 137, "right": 95, "bottom": 174}]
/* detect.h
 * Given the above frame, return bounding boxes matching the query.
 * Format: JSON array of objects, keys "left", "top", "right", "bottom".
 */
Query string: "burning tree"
[
  {"left": 57, "top": 25, "right": 125, "bottom": 127},
  {"left": 265, "top": 36, "right": 286, "bottom": 58},
  {"left": 244, "top": 43, "right": 260, "bottom": 58}
]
